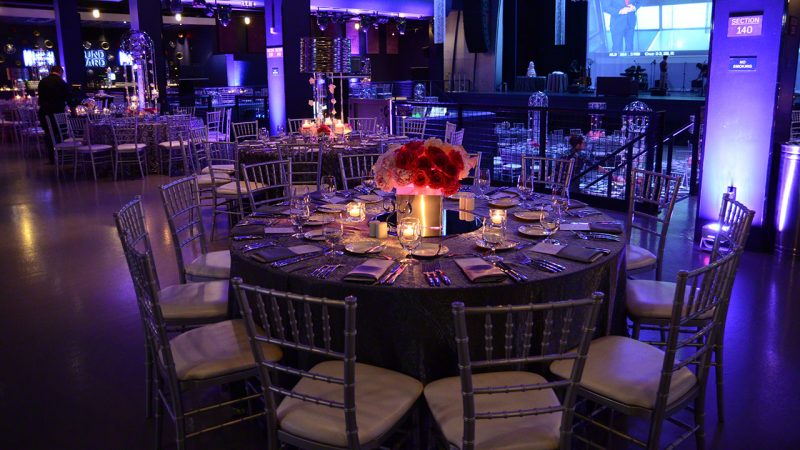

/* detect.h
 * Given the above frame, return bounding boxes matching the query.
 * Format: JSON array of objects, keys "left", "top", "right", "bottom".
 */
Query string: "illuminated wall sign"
[
  {"left": 119, "top": 51, "right": 133, "bottom": 66},
  {"left": 728, "top": 56, "right": 757, "bottom": 71},
  {"left": 22, "top": 49, "right": 55, "bottom": 67},
  {"left": 84, "top": 49, "right": 107, "bottom": 68},
  {"left": 266, "top": 47, "right": 283, "bottom": 58},
  {"left": 728, "top": 14, "right": 763, "bottom": 37}
]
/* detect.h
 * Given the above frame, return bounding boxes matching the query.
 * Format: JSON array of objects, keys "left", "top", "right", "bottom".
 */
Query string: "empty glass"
[
  {"left": 476, "top": 168, "right": 491, "bottom": 199},
  {"left": 516, "top": 175, "right": 533, "bottom": 208},
  {"left": 541, "top": 203, "right": 561, "bottom": 243},
  {"left": 323, "top": 221, "right": 344, "bottom": 257},
  {"left": 321, "top": 175, "right": 337, "bottom": 201},
  {"left": 361, "top": 169, "right": 376, "bottom": 192},
  {"left": 290, "top": 198, "right": 311, "bottom": 238},
  {"left": 481, "top": 216, "right": 506, "bottom": 262}
]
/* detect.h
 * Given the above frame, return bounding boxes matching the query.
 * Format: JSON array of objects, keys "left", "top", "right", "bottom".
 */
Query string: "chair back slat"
[
  {"left": 450, "top": 129, "right": 465, "bottom": 146},
  {"left": 232, "top": 279, "right": 361, "bottom": 448},
  {"left": 338, "top": 153, "right": 381, "bottom": 190},
  {"left": 402, "top": 117, "right": 427, "bottom": 139},
  {"left": 287, "top": 118, "right": 315, "bottom": 134},
  {"left": 348, "top": 117, "right": 377, "bottom": 134},
  {"left": 159, "top": 176, "right": 209, "bottom": 283},
  {"left": 281, "top": 142, "right": 323, "bottom": 191},
  {"left": 173, "top": 106, "right": 195, "bottom": 116},
  {"left": 453, "top": 294, "right": 604, "bottom": 450},
  {"left": 112, "top": 117, "right": 139, "bottom": 146},
  {"left": 711, "top": 192, "right": 755, "bottom": 260},
  {"left": 444, "top": 121, "right": 457, "bottom": 142},
  {"left": 113, "top": 196, "right": 160, "bottom": 290},
  {"left": 521, "top": 156, "right": 575, "bottom": 196}
]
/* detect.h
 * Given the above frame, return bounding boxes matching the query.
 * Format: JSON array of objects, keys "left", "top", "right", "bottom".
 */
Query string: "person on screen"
[{"left": 602, "top": 0, "right": 638, "bottom": 53}]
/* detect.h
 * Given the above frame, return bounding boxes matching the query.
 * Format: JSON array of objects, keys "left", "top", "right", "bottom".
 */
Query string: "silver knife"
[
  {"left": 271, "top": 251, "right": 326, "bottom": 267},
  {"left": 386, "top": 264, "right": 407, "bottom": 285},
  {"left": 378, "top": 263, "right": 401, "bottom": 284}
]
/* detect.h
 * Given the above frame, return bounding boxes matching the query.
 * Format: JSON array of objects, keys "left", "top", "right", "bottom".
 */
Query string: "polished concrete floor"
[{"left": 1, "top": 147, "right": 798, "bottom": 449}]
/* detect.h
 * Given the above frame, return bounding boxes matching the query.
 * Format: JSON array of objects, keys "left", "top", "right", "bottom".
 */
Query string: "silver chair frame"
[
  {"left": 520, "top": 155, "right": 575, "bottom": 196},
  {"left": 338, "top": 153, "right": 381, "bottom": 190}
]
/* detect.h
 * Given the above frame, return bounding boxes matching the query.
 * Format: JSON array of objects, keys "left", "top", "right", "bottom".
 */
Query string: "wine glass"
[
  {"left": 321, "top": 175, "right": 337, "bottom": 201},
  {"left": 481, "top": 217, "right": 506, "bottom": 262},
  {"left": 552, "top": 185, "right": 569, "bottom": 212},
  {"left": 541, "top": 203, "right": 562, "bottom": 243},
  {"left": 323, "top": 222, "right": 344, "bottom": 257},
  {"left": 290, "top": 198, "right": 311, "bottom": 238},
  {"left": 476, "top": 168, "right": 491, "bottom": 199},
  {"left": 397, "top": 217, "right": 422, "bottom": 265},
  {"left": 361, "top": 169, "right": 376, "bottom": 192},
  {"left": 277, "top": 125, "right": 286, "bottom": 137},
  {"left": 516, "top": 175, "right": 532, "bottom": 208}
]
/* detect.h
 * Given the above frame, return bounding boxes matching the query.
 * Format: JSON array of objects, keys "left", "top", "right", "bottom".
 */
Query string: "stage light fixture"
[
  {"left": 317, "top": 12, "right": 331, "bottom": 31},
  {"left": 396, "top": 18, "right": 407, "bottom": 35},
  {"left": 92, "top": 9, "right": 100, "bottom": 19},
  {"left": 217, "top": 5, "right": 232, "bottom": 27},
  {"left": 244, "top": 16, "right": 251, "bottom": 25},
  {"left": 354, "top": 21, "right": 360, "bottom": 31}
]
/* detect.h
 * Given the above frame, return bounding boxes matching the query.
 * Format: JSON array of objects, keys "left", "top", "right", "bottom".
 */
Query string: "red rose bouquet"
[
  {"left": 372, "top": 138, "right": 479, "bottom": 196},
  {"left": 317, "top": 124, "right": 331, "bottom": 136}
]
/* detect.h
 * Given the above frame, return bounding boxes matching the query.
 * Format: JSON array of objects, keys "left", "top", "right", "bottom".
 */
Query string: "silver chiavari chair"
[
  {"left": 287, "top": 117, "right": 314, "bottom": 134},
  {"left": 450, "top": 128, "right": 465, "bottom": 146},
  {"left": 206, "top": 142, "right": 248, "bottom": 240},
  {"left": 158, "top": 114, "right": 191, "bottom": 175},
  {"left": 424, "top": 294, "right": 604, "bottom": 450},
  {"left": 348, "top": 117, "right": 377, "bottom": 135},
  {"left": 625, "top": 168, "right": 683, "bottom": 281},
  {"left": 19, "top": 107, "right": 44, "bottom": 157},
  {"left": 206, "top": 110, "right": 225, "bottom": 142},
  {"left": 520, "top": 155, "right": 575, "bottom": 197},
  {"left": 111, "top": 117, "right": 146, "bottom": 180},
  {"left": 627, "top": 193, "right": 754, "bottom": 423},
  {"left": 444, "top": 121, "right": 457, "bottom": 143},
  {"left": 551, "top": 249, "right": 743, "bottom": 450},
  {"left": 123, "top": 248, "right": 281, "bottom": 450},
  {"left": 401, "top": 117, "right": 427, "bottom": 139},
  {"left": 241, "top": 159, "right": 292, "bottom": 211},
  {"left": 70, "top": 116, "right": 113, "bottom": 180},
  {"left": 160, "top": 176, "right": 231, "bottom": 282},
  {"left": 338, "top": 153, "right": 381, "bottom": 190},
  {"left": 45, "top": 115, "right": 79, "bottom": 177},
  {"left": 114, "top": 196, "right": 230, "bottom": 418},
  {"left": 280, "top": 142, "right": 323, "bottom": 196},
  {"left": 232, "top": 278, "right": 423, "bottom": 450},
  {"left": 172, "top": 105, "right": 195, "bottom": 116},
  {"left": 185, "top": 126, "right": 209, "bottom": 174},
  {"left": 232, "top": 120, "right": 259, "bottom": 142}
]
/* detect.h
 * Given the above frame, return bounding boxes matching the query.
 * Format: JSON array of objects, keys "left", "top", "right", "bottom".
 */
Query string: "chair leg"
[
  {"left": 714, "top": 343, "right": 724, "bottom": 423},
  {"left": 631, "top": 320, "right": 641, "bottom": 340},
  {"left": 113, "top": 151, "right": 119, "bottom": 181},
  {"left": 694, "top": 394, "right": 707, "bottom": 450},
  {"left": 144, "top": 344, "right": 154, "bottom": 419},
  {"left": 154, "top": 381, "right": 163, "bottom": 450},
  {"left": 90, "top": 152, "right": 98, "bottom": 181}
]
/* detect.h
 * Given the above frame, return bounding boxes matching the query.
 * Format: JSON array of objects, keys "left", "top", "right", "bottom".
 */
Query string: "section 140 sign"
[{"left": 728, "top": 14, "right": 763, "bottom": 38}]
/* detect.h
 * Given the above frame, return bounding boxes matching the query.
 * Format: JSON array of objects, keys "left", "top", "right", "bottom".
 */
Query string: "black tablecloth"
[{"left": 229, "top": 196, "right": 626, "bottom": 382}]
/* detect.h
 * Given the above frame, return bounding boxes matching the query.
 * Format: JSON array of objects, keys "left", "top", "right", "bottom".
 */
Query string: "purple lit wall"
[{"left": 699, "top": 0, "right": 795, "bottom": 242}]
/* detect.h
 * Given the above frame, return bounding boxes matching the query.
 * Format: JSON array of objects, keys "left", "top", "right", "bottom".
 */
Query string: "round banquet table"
[
  {"left": 229, "top": 194, "right": 626, "bottom": 383},
  {"left": 89, "top": 116, "right": 204, "bottom": 173}
]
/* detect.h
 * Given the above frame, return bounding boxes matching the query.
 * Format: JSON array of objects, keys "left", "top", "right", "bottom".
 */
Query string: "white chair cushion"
[
  {"left": 158, "top": 280, "right": 229, "bottom": 320},
  {"left": 424, "top": 371, "right": 561, "bottom": 450},
  {"left": 550, "top": 336, "right": 697, "bottom": 409},
  {"left": 170, "top": 319, "right": 282, "bottom": 381},
  {"left": 277, "top": 360, "right": 423, "bottom": 447},
  {"left": 208, "top": 131, "right": 227, "bottom": 142},
  {"left": 76, "top": 144, "right": 112, "bottom": 153},
  {"left": 117, "top": 142, "right": 146, "bottom": 152},
  {"left": 197, "top": 173, "right": 232, "bottom": 187},
  {"left": 216, "top": 181, "right": 264, "bottom": 196},
  {"left": 158, "top": 140, "right": 183, "bottom": 148},
  {"left": 627, "top": 280, "right": 712, "bottom": 320},
  {"left": 185, "top": 250, "right": 230, "bottom": 280},
  {"left": 626, "top": 244, "right": 657, "bottom": 271},
  {"left": 201, "top": 164, "right": 236, "bottom": 175}
]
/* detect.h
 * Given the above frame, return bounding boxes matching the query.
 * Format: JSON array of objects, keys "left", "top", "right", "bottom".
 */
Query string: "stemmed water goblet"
[{"left": 397, "top": 217, "right": 422, "bottom": 265}]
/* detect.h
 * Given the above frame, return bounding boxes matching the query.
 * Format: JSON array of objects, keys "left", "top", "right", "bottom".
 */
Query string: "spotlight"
[
  {"left": 175, "top": 13, "right": 182, "bottom": 22},
  {"left": 244, "top": 16, "right": 251, "bottom": 25},
  {"left": 217, "top": 5, "right": 231, "bottom": 27},
  {"left": 91, "top": 9, "right": 100, "bottom": 19},
  {"left": 396, "top": 18, "right": 406, "bottom": 35},
  {"left": 353, "top": 21, "right": 360, "bottom": 31},
  {"left": 317, "top": 12, "right": 331, "bottom": 31}
]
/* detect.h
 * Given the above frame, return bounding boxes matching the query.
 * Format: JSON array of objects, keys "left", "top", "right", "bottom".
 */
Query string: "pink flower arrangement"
[{"left": 372, "top": 138, "right": 478, "bottom": 197}]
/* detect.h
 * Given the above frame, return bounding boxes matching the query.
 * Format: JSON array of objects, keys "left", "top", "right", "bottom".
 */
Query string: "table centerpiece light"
[{"left": 373, "top": 138, "right": 478, "bottom": 237}]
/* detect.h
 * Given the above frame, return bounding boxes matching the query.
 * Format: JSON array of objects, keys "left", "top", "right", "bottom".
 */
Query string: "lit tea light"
[
  {"left": 346, "top": 201, "right": 365, "bottom": 222},
  {"left": 489, "top": 208, "right": 506, "bottom": 225}
]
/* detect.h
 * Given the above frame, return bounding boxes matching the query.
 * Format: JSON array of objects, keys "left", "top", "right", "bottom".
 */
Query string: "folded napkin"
[
  {"left": 589, "top": 222, "right": 623, "bottom": 234},
  {"left": 231, "top": 224, "right": 265, "bottom": 236},
  {"left": 250, "top": 245, "right": 322, "bottom": 263},
  {"left": 530, "top": 242, "right": 604, "bottom": 263},
  {"left": 343, "top": 259, "right": 394, "bottom": 283},
  {"left": 264, "top": 227, "right": 296, "bottom": 234},
  {"left": 454, "top": 257, "right": 507, "bottom": 283}
]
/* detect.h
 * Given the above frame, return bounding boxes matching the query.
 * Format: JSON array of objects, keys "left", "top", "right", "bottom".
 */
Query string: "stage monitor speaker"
[
  {"left": 596, "top": 76, "right": 638, "bottom": 97},
  {"left": 463, "top": 0, "right": 490, "bottom": 53}
]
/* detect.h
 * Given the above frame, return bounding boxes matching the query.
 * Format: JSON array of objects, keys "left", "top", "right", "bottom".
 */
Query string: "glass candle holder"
[
  {"left": 489, "top": 208, "right": 507, "bottom": 226},
  {"left": 346, "top": 201, "right": 365, "bottom": 222}
]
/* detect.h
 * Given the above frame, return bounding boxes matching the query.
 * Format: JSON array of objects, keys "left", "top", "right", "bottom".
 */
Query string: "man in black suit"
[
  {"left": 37, "top": 66, "right": 70, "bottom": 163},
  {"left": 602, "top": 0, "right": 638, "bottom": 53}
]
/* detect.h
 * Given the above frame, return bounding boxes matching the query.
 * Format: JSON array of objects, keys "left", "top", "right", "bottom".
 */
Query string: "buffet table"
[{"left": 229, "top": 193, "right": 626, "bottom": 382}]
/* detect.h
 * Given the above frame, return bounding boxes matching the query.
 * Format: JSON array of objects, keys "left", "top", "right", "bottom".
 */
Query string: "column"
[
  {"left": 53, "top": 0, "right": 85, "bottom": 86},
  {"left": 265, "top": 0, "right": 311, "bottom": 134},
  {"left": 698, "top": 0, "right": 800, "bottom": 249},
  {"left": 129, "top": 0, "right": 168, "bottom": 109}
]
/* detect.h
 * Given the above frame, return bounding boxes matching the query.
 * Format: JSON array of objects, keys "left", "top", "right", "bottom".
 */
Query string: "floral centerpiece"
[
  {"left": 373, "top": 138, "right": 478, "bottom": 236},
  {"left": 373, "top": 138, "right": 478, "bottom": 197},
  {"left": 317, "top": 123, "right": 331, "bottom": 137}
]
